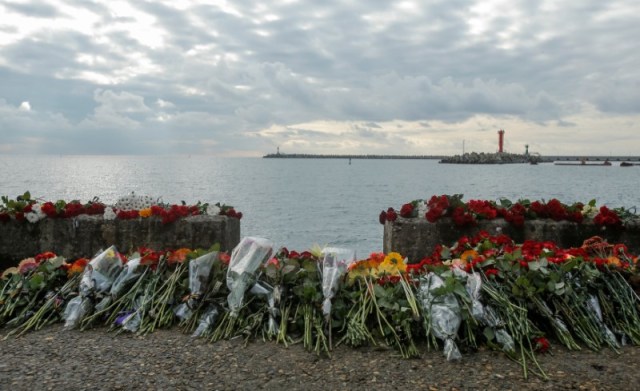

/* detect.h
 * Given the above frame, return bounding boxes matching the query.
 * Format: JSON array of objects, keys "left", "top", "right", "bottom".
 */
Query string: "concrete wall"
[
  {"left": 384, "top": 217, "right": 640, "bottom": 263},
  {"left": 0, "top": 215, "right": 240, "bottom": 268}
]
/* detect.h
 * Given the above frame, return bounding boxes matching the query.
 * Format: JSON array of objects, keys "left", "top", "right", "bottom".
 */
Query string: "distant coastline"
[
  {"left": 263, "top": 153, "right": 446, "bottom": 160},
  {"left": 263, "top": 152, "right": 640, "bottom": 164}
]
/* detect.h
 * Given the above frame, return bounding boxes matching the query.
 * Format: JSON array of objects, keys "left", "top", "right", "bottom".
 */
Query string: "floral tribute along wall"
[
  {"left": 381, "top": 195, "right": 640, "bottom": 263},
  {"left": 0, "top": 192, "right": 241, "bottom": 268}
]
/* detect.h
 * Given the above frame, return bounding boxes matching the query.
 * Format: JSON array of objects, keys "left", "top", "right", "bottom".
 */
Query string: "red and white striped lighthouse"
[{"left": 498, "top": 129, "right": 505, "bottom": 153}]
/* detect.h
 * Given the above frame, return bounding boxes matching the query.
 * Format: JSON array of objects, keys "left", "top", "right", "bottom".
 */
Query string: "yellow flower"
[
  {"left": 139, "top": 208, "right": 153, "bottom": 218},
  {"left": 378, "top": 252, "right": 407, "bottom": 275},
  {"left": 1, "top": 267, "right": 19, "bottom": 278},
  {"left": 347, "top": 260, "right": 372, "bottom": 283}
]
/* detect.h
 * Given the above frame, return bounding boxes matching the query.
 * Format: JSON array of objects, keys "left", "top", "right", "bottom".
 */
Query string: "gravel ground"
[{"left": 1, "top": 327, "right": 639, "bottom": 391}]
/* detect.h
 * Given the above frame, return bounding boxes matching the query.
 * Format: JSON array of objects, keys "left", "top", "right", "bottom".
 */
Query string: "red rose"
[
  {"left": 533, "top": 337, "right": 550, "bottom": 353},
  {"left": 484, "top": 268, "right": 499, "bottom": 277},
  {"left": 151, "top": 205, "right": 164, "bottom": 216},
  {"left": 41, "top": 202, "right": 57, "bottom": 217},
  {"left": 379, "top": 210, "right": 387, "bottom": 224},
  {"left": 399, "top": 203, "right": 414, "bottom": 218},
  {"left": 385, "top": 208, "right": 397, "bottom": 222}
]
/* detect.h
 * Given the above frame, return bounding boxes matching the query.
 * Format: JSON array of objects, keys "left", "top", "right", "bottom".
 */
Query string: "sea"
[{"left": 1, "top": 155, "right": 639, "bottom": 257}]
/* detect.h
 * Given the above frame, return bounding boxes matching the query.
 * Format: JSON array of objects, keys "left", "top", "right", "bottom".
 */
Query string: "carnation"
[
  {"left": 207, "top": 205, "right": 221, "bottom": 216},
  {"left": 103, "top": 207, "right": 117, "bottom": 220},
  {"left": 25, "top": 212, "right": 40, "bottom": 223}
]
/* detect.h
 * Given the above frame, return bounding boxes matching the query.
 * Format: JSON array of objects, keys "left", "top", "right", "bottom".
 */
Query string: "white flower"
[
  {"left": 417, "top": 201, "right": 427, "bottom": 217},
  {"left": 32, "top": 203, "right": 46, "bottom": 219},
  {"left": 25, "top": 212, "right": 40, "bottom": 223},
  {"left": 103, "top": 207, "right": 116, "bottom": 220},
  {"left": 207, "top": 205, "right": 221, "bottom": 216},
  {"left": 115, "top": 193, "right": 153, "bottom": 211}
]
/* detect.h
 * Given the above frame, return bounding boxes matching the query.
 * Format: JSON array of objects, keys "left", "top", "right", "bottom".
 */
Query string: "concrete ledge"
[
  {"left": 384, "top": 217, "right": 640, "bottom": 263},
  {"left": 0, "top": 215, "right": 240, "bottom": 267}
]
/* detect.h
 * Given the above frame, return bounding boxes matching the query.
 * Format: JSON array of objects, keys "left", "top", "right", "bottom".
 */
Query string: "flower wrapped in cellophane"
[
  {"left": 419, "top": 272, "right": 462, "bottom": 361},
  {"left": 173, "top": 251, "right": 221, "bottom": 337},
  {"left": 465, "top": 271, "right": 515, "bottom": 353},
  {"left": 226, "top": 237, "right": 273, "bottom": 316},
  {"left": 321, "top": 247, "right": 356, "bottom": 318},
  {"left": 63, "top": 246, "right": 123, "bottom": 329},
  {"left": 210, "top": 237, "right": 273, "bottom": 342}
]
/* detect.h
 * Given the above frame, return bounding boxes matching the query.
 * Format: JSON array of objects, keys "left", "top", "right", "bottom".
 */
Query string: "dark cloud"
[
  {"left": 0, "top": 1, "right": 638, "bottom": 155},
  {"left": 2, "top": 1, "right": 61, "bottom": 18}
]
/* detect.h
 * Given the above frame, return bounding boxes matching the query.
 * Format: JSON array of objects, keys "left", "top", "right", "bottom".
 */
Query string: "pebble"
[{"left": 0, "top": 327, "right": 638, "bottom": 390}]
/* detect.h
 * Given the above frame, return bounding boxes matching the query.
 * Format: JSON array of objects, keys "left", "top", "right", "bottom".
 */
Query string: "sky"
[{"left": 0, "top": 0, "right": 638, "bottom": 157}]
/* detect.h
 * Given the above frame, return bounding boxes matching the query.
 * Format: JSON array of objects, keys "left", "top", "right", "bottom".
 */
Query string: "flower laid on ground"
[
  {"left": 1, "top": 234, "right": 639, "bottom": 380},
  {"left": 0, "top": 191, "right": 242, "bottom": 225},
  {"left": 380, "top": 195, "right": 634, "bottom": 229}
]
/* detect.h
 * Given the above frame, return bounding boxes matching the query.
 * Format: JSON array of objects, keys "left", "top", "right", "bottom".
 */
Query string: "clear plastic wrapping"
[
  {"left": 189, "top": 252, "right": 218, "bottom": 296},
  {"left": 64, "top": 246, "right": 124, "bottom": 329},
  {"left": 63, "top": 296, "right": 92, "bottom": 329},
  {"left": 226, "top": 237, "right": 273, "bottom": 316},
  {"left": 587, "top": 294, "right": 619, "bottom": 348},
  {"left": 419, "top": 272, "right": 462, "bottom": 361},
  {"left": 79, "top": 246, "right": 124, "bottom": 296},
  {"left": 250, "top": 280, "right": 278, "bottom": 336},
  {"left": 110, "top": 257, "right": 142, "bottom": 297},
  {"left": 465, "top": 271, "right": 515, "bottom": 353},
  {"left": 321, "top": 247, "right": 356, "bottom": 317},
  {"left": 192, "top": 307, "right": 219, "bottom": 337}
]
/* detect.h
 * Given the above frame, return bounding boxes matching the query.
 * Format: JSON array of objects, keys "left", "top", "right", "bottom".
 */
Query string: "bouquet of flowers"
[
  {"left": 63, "top": 246, "right": 124, "bottom": 329},
  {"left": 211, "top": 237, "right": 273, "bottom": 341}
]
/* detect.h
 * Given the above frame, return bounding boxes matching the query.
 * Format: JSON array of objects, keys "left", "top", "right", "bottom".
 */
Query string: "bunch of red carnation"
[
  {"left": 221, "top": 207, "right": 243, "bottom": 220},
  {"left": 116, "top": 210, "right": 140, "bottom": 220},
  {"left": 467, "top": 200, "right": 498, "bottom": 220},
  {"left": 399, "top": 202, "right": 415, "bottom": 218},
  {"left": 593, "top": 206, "right": 622, "bottom": 229},
  {"left": 154, "top": 204, "right": 200, "bottom": 224},
  {"left": 499, "top": 203, "right": 526, "bottom": 227},
  {"left": 425, "top": 195, "right": 450, "bottom": 223},
  {"left": 378, "top": 207, "right": 398, "bottom": 224},
  {"left": 452, "top": 206, "right": 475, "bottom": 227}
]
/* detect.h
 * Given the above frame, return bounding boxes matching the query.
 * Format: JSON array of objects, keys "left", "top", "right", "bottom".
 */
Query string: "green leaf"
[
  {"left": 265, "top": 264, "right": 278, "bottom": 280},
  {"left": 28, "top": 273, "right": 44, "bottom": 290},
  {"left": 281, "top": 264, "right": 297, "bottom": 275},
  {"left": 453, "top": 284, "right": 468, "bottom": 299}
]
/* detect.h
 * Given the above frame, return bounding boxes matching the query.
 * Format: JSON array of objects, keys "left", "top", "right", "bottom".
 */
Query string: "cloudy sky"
[{"left": 0, "top": 0, "right": 638, "bottom": 156}]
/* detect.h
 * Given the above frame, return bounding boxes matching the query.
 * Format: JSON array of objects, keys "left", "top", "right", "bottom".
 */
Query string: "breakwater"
[
  {"left": 264, "top": 152, "right": 640, "bottom": 163},
  {"left": 263, "top": 153, "right": 446, "bottom": 159}
]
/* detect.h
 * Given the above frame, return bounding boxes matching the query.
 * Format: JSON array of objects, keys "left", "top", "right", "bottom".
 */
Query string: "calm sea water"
[{"left": 1, "top": 155, "right": 639, "bottom": 257}]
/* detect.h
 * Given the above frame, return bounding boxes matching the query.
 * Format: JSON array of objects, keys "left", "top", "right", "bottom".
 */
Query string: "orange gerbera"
[
  {"left": 139, "top": 208, "right": 153, "bottom": 218},
  {"left": 460, "top": 249, "right": 479, "bottom": 263},
  {"left": 68, "top": 258, "right": 89, "bottom": 277},
  {"left": 368, "top": 252, "right": 385, "bottom": 268},
  {"left": 167, "top": 248, "right": 192, "bottom": 264},
  {"left": 347, "top": 259, "right": 377, "bottom": 283},
  {"left": 607, "top": 256, "right": 622, "bottom": 268}
]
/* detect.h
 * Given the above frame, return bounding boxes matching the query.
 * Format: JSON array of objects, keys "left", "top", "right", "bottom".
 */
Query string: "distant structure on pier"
[{"left": 498, "top": 129, "right": 505, "bottom": 153}]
